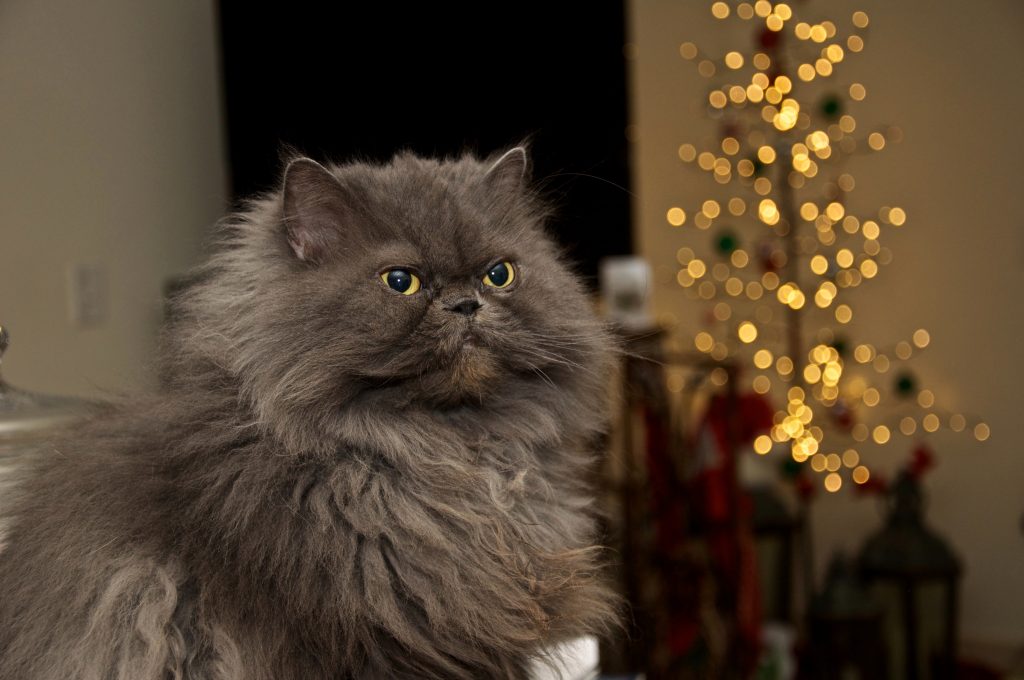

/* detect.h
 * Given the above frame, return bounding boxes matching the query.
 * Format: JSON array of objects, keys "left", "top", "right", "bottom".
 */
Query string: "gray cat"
[{"left": 0, "top": 148, "right": 617, "bottom": 679}]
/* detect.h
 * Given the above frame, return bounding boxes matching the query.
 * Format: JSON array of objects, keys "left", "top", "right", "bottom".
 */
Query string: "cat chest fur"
[{"left": 176, "top": 429, "right": 602, "bottom": 677}]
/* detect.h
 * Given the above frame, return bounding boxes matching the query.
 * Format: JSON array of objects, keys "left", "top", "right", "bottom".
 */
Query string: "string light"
[
  {"left": 974, "top": 423, "right": 990, "bottom": 441},
  {"left": 667, "top": 3, "right": 986, "bottom": 491},
  {"left": 667, "top": 207, "right": 686, "bottom": 226}
]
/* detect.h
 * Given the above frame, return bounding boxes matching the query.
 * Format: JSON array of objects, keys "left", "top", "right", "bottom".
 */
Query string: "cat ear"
[
  {"left": 484, "top": 146, "right": 529, "bottom": 190},
  {"left": 281, "top": 158, "right": 355, "bottom": 264}
]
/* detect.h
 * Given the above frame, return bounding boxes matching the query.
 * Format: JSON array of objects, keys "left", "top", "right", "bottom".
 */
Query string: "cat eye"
[
  {"left": 380, "top": 269, "right": 421, "bottom": 295},
  {"left": 482, "top": 261, "right": 516, "bottom": 289}
]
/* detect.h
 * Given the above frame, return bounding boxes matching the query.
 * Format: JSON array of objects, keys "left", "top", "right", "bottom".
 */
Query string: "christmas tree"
[{"left": 667, "top": 1, "right": 988, "bottom": 492}]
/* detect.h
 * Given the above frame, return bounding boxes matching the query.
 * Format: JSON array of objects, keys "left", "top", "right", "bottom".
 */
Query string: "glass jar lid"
[{"left": 0, "top": 324, "right": 92, "bottom": 441}]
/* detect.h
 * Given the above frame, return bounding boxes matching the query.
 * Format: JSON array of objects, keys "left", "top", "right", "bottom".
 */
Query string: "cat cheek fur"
[{"left": 0, "top": 147, "right": 619, "bottom": 679}]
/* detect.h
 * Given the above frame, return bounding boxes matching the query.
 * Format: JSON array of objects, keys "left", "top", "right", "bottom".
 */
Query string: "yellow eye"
[
  {"left": 381, "top": 269, "right": 421, "bottom": 295},
  {"left": 483, "top": 261, "right": 515, "bottom": 288}
]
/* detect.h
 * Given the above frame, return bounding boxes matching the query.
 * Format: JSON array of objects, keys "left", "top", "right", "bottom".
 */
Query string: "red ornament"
[
  {"left": 795, "top": 474, "right": 816, "bottom": 501},
  {"left": 855, "top": 476, "right": 889, "bottom": 496},
  {"left": 721, "top": 122, "right": 742, "bottom": 139},
  {"left": 830, "top": 399, "right": 853, "bottom": 429},
  {"left": 758, "top": 27, "right": 782, "bottom": 50},
  {"left": 908, "top": 443, "right": 936, "bottom": 478},
  {"left": 758, "top": 240, "right": 779, "bottom": 272}
]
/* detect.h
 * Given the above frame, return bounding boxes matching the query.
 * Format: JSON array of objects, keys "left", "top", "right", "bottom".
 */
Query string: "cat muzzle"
[{"left": 444, "top": 298, "right": 482, "bottom": 317}]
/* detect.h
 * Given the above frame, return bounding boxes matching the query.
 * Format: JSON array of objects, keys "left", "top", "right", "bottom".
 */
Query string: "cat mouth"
[{"left": 459, "top": 325, "right": 486, "bottom": 349}]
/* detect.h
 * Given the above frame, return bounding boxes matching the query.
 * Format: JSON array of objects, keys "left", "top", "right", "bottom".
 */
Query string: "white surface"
[{"left": 530, "top": 635, "right": 600, "bottom": 680}]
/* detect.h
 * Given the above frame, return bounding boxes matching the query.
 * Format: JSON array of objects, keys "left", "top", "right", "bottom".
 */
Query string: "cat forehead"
[
  {"left": 349, "top": 163, "right": 529, "bottom": 258},
  {"left": 372, "top": 210, "right": 524, "bottom": 274}
]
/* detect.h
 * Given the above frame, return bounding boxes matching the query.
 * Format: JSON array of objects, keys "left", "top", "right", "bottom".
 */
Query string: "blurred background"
[{"left": 0, "top": 0, "right": 1021, "bottom": 678}]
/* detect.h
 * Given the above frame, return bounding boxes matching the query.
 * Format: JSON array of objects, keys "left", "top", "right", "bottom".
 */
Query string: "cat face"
[{"left": 199, "top": 148, "right": 608, "bottom": 447}]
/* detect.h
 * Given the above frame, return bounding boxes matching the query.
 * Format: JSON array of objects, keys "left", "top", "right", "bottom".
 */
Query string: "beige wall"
[
  {"left": 0, "top": 0, "right": 227, "bottom": 396},
  {"left": 628, "top": 0, "right": 1024, "bottom": 645}
]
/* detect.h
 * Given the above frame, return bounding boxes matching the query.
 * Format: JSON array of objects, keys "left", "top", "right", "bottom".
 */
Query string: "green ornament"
[
  {"left": 752, "top": 157, "right": 767, "bottom": 176},
  {"left": 716, "top": 230, "right": 738, "bottom": 254},
  {"left": 820, "top": 94, "right": 843, "bottom": 119},
  {"left": 780, "top": 458, "right": 804, "bottom": 479},
  {"left": 895, "top": 371, "right": 917, "bottom": 397},
  {"left": 831, "top": 338, "right": 847, "bottom": 359}
]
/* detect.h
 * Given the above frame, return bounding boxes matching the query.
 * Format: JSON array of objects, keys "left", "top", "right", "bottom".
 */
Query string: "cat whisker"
[
  {"left": 526, "top": 364, "right": 557, "bottom": 391},
  {"left": 544, "top": 171, "right": 638, "bottom": 199},
  {"left": 531, "top": 333, "right": 657, "bottom": 365},
  {"left": 516, "top": 346, "right": 601, "bottom": 379}
]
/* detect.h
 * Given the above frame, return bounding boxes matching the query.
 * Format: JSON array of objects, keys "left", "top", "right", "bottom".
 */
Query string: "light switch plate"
[{"left": 67, "top": 263, "right": 107, "bottom": 327}]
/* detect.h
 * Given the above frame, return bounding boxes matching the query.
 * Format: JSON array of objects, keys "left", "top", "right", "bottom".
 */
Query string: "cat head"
[{"left": 174, "top": 148, "right": 612, "bottom": 453}]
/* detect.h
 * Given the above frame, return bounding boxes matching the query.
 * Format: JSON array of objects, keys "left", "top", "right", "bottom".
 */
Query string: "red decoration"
[
  {"left": 854, "top": 443, "right": 936, "bottom": 496},
  {"left": 758, "top": 240, "right": 779, "bottom": 272},
  {"left": 908, "top": 443, "right": 936, "bottom": 478},
  {"left": 758, "top": 27, "right": 782, "bottom": 50},
  {"left": 795, "top": 474, "right": 817, "bottom": 501},
  {"left": 855, "top": 476, "right": 889, "bottom": 496},
  {"left": 684, "top": 391, "right": 775, "bottom": 669},
  {"left": 830, "top": 399, "right": 854, "bottom": 429}
]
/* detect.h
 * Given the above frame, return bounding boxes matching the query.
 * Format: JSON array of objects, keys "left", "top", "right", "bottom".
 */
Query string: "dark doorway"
[{"left": 216, "top": 2, "right": 633, "bottom": 282}]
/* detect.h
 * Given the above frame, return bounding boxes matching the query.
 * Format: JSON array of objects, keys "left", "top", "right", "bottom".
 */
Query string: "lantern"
[
  {"left": 749, "top": 486, "right": 800, "bottom": 623},
  {"left": 858, "top": 471, "right": 961, "bottom": 680},
  {"left": 805, "top": 553, "right": 888, "bottom": 679}
]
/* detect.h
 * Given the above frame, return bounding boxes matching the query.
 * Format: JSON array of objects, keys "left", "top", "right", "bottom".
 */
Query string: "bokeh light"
[{"left": 667, "top": 3, "right": 986, "bottom": 492}]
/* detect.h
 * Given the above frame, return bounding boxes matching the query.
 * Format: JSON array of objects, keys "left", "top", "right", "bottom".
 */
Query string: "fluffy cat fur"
[{"left": 0, "top": 147, "right": 617, "bottom": 679}]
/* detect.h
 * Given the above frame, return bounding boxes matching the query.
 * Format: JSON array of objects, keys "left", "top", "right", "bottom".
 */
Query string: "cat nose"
[{"left": 444, "top": 298, "right": 482, "bottom": 316}]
